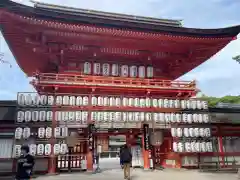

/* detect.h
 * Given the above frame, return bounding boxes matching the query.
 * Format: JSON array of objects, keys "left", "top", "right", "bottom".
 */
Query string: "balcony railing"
[{"left": 31, "top": 73, "right": 196, "bottom": 91}]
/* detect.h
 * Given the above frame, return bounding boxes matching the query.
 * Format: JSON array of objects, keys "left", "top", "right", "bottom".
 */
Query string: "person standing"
[
  {"left": 15, "top": 145, "right": 35, "bottom": 180},
  {"left": 120, "top": 144, "right": 132, "bottom": 180}
]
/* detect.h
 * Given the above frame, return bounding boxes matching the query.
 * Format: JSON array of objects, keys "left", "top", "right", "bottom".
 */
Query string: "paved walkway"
[{"left": 35, "top": 169, "right": 239, "bottom": 180}]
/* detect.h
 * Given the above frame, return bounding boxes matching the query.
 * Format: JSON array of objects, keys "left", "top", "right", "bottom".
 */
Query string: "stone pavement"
[{"left": 35, "top": 169, "right": 238, "bottom": 180}]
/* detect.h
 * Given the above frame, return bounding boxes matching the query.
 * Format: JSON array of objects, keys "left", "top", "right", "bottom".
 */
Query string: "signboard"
[
  {"left": 66, "top": 132, "right": 78, "bottom": 147},
  {"left": 88, "top": 124, "right": 95, "bottom": 151},
  {"left": 143, "top": 124, "right": 150, "bottom": 150}
]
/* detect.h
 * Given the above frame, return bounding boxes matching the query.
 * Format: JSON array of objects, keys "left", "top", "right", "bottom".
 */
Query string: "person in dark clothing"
[
  {"left": 16, "top": 145, "right": 35, "bottom": 180},
  {"left": 120, "top": 144, "right": 132, "bottom": 180}
]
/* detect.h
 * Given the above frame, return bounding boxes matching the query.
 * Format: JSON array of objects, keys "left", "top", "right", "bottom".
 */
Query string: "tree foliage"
[
  {"left": 233, "top": 55, "right": 240, "bottom": 63},
  {"left": 200, "top": 95, "right": 240, "bottom": 107}
]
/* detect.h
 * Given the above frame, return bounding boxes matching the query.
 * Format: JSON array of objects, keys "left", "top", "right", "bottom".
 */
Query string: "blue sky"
[{"left": 0, "top": 0, "right": 240, "bottom": 100}]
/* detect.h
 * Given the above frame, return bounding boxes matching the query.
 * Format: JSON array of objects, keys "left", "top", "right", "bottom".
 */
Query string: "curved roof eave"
[{"left": 0, "top": 0, "right": 240, "bottom": 38}]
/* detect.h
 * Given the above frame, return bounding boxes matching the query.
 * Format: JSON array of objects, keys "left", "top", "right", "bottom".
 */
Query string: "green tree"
[{"left": 200, "top": 95, "right": 240, "bottom": 107}]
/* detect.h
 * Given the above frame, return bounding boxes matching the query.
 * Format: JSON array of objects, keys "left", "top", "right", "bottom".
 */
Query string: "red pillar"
[{"left": 218, "top": 136, "right": 225, "bottom": 166}]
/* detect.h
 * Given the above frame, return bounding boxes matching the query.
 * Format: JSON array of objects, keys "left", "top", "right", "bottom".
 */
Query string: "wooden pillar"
[
  {"left": 218, "top": 136, "right": 225, "bottom": 166},
  {"left": 142, "top": 124, "right": 150, "bottom": 170}
]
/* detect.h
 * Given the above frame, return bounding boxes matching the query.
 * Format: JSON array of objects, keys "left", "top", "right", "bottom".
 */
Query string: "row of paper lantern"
[
  {"left": 171, "top": 128, "right": 211, "bottom": 138},
  {"left": 17, "top": 94, "right": 208, "bottom": 110},
  {"left": 83, "top": 62, "right": 154, "bottom": 78},
  {"left": 17, "top": 110, "right": 209, "bottom": 123},
  {"left": 173, "top": 141, "right": 213, "bottom": 152},
  {"left": 15, "top": 127, "right": 69, "bottom": 139},
  {"left": 14, "top": 144, "right": 68, "bottom": 157}
]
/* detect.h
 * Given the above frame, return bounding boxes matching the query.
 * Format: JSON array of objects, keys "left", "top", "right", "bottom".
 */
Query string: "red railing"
[{"left": 31, "top": 73, "right": 196, "bottom": 91}]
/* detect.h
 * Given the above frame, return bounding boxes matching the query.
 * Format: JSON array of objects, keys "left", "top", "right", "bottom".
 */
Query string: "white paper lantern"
[
  {"left": 145, "top": 98, "right": 151, "bottom": 108},
  {"left": 115, "top": 97, "right": 121, "bottom": 106},
  {"left": 54, "top": 144, "right": 61, "bottom": 155},
  {"left": 176, "top": 128, "right": 183, "bottom": 137},
  {"left": 196, "top": 100, "right": 202, "bottom": 109},
  {"left": 192, "top": 114, "right": 198, "bottom": 123},
  {"left": 206, "top": 142, "right": 213, "bottom": 152},
  {"left": 183, "top": 128, "right": 189, "bottom": 137},
  {"left": 173, "top": 142, "right": 178, "bottom": 152},
  {"left": 134, "top": 98, "right": 139, "bottom": 107},
  {"left": 146, "top": 113, "right": 152, "bottom": 121},
  {"left": 37, "top": 144, "right": 44, "bottom": 155},
  {"left": 103, "top": 97, "right": 109, "bottom": 106},
  {"left": 47, "top": 96, "right": 54, "bottom": 106},
  {"left": 17, "top": 93, "right": 25, "bottom": 106},
  {"left": 61, "top": 127, "right": 68, "bottom": 137},
  {"left": 204, "top": 128, "right": 211, "bottom": 137},
  {"left": 91, "top": 97, "right": 97, "bottom": 106},
  {"left": 164, "top": 113, "right": 170, "bottom": 123},
  {"left": 31, "top": 111, "right": 39, "bottom": 122},
  {"left": 163, "top": 99, "right": 169, "bottom": 108},
  {"left": 138, "top": 66, "right": 145, "bottom": 78},
  {"left": 189, "top": 128, "right": 194, "bottom": 137},
  {"left": 38, "top": 127, "right": 45, "bottom": 139},
  {"left": 169, "top": 100, "right": 175, "bottom": 108},
  {"left": 91, "top": 112, "right": 97, "bottom": 121},
  {"left": 174, "top": 100, "right": 180, "bottom": 108},
  {"left": 60, "top": 144, "right": 68, "bottom": 154},
  {"left": 82, "top": 111, "right": 88, "bottom": 122},
  {"left": 83, "top": 62, "right": 91, "bottom": 74},
  {"left": 191, "top": 100, "right": 197, "bottom": 109},
  {"left": 111, "top": 64, "right": 119, "bottom": 76},
  {"left": 45, "top": 127, "right": 52, "bottom": 138},
  {"left": 186, "top": 100, "right": 191, "bottom": 109},
  {"left": 25, "top": 94, "right": 33, "bottom": 106},
  {"left": 23, "top": 127, "right": 30, "bottom": 139},
  {"left": 195, "top": 142, "right": 200, "bottom": 152},
  {"left": 69, "top": 96, "right": 76, "bottom": 106},
  {"left": 202, "top": 101, "right": 208, "bottom": 109},
  {"left": 75, "top": 111, "right": 82, "bottom": 122},
  {"left": 153, "top": 113, "right": 158, "bottom": 122},
  {"left": 170, "top": 113, "right": 176, "bottom": 123},
  {"left": 93, "top": 63, "right": 101, "bottom": 75},
  {"left": 130, "top": 66, "right": 138, "bottom": 78},
  {"left": 55, "top": 111, "right": 61, "bottom": 121},
  {"left": 128, "top": 112, "right": 133, "bottom": 122},
  {"left": 17, "top": 111, "right": 25, "bottom": 122},
  {"left": 134, "top": 112, "right": 140, "bottom": 122},
  {"left": 200, "top": 142, "right": 206, "bottom": 152},
  {"left": 171, "top": 128, "right": 177, "bottom": 137},
  {"left": 109, "top": 112, "right": 115, "bottom": 122},
  {"left": 159, "top": 113, "right": 164, "bottom": 123},
  {"left": 24, "top": 111, "right": 31, "bottom": 122},
  {"left": 69, "top": 111, "right": 75, "bottom": 121},
  {"left": 115, "top": 112, "right": 121, "bottom": 121},
  {"left": 46, "top": 111, "right": 53, "bottom": 121},
  {"left": 122, "top": 98, "right": 128, "bottom": 106},
  {"left": 15, "top": 127, "right": 23, "bottom": 139},
  {"left": 121, "top": 65, "right": 129, "bottom": 77},
  {"left": 187, "top": 114, "right": 192, "bottom": 124},
  {"left": 32, "top": 95, "right": 39, "bottom": 106},
  {"left": 39, "top": 95, "right": 48, "bottom": 106},
  {"left": 83, "top": 96, "right": 89, "bottom": 106},
  {"left": 203, "top": 114, "right": 209, "bottom": 123},
  {"left": 182, "top": 113, "right": 188, "bottom": 123},
  {"left": 109, "top": 97, "right": 115, "bottom": 106},
  {"left": 152, "top": 99, "right": 158, "bottom": 108},
  {"left": 158, "top": 99, "right": 163, "bottom": 108},
  {"left": 198, "top": 114, "right": 203, "bottom": 123},
  {"left": 146, "top": 66, "right": 153, "bottom": 78},
  {"left": 45, "top": 144, "right": 52, "bottom": 156},
  {"left": 181, "top": 100, "right": 186, "bottom": 109},
  {"left": 103, "top": 112, "right": 109, "bottom": 122},
  {"left": 128, "top": 98, "right": 134, "bottom": 107},
  {"left": 61, "top": 111, "right": 69, "bottom": 122},
  {"left": 62, "top": 96, "right": 69, "bottom": 106},
  {"left": 76, "top": 96, "right": 83, "bottom": 106},
  {"left": 199, "top": 128, "right": 205, "bottom": 137},
  {"left": 55, "top": 96, "right": 62, "bottom": 106},
  {"left": 102, "top": 63, "right": 110, "bottom": 76},
  {"left": 140, "top": 98, "right": 145, "bottom": 107},
  {"left": 185, "top": 142, "right": 191, "bottom": 152},
  {"left": 178, "top": 142, "right": 184, "bottom": 152},
  {"left": 122, "top": 112, "right": 128, "bottom": 121},
  {"left": 140, "top": 112, "right": 145, "bottom": 121},
  {"left": 190, "top": 142, "right": 196, "bottom": 152},
  {"left": 176, "top": 114, "right": 181, "bottom": 123},
  {"left": 39, "top": 111, "right": 46, "bottom": 122},
  {"left": 54, "top": 127, "right": 61, "bottom": 138},
  {"left": 194, "top": 128, "right": 199, "bottom": 137},
  {"left": 29, "top": 144, "right": 37, "bottom": 156},
  {"left": 15, "top": 145, "right": 22, "bottom": 157}
]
